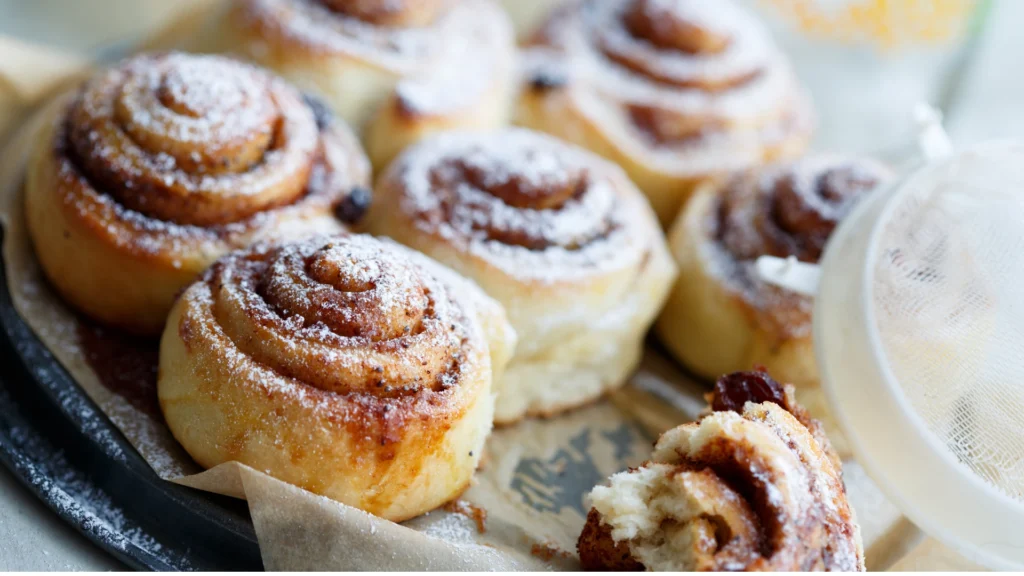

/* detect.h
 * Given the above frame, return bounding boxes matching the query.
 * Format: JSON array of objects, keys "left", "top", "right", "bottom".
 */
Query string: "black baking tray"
[{"left": 0, "top": 228, "right": 264, "bottom": 571}]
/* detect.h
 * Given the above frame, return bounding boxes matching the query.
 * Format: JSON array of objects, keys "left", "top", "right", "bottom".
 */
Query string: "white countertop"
[
  {"left": 0, "top": 0, "right": 1021, "bottom": 571},
  {"left": 0, "top": 466, "right": 121, "bottom": 571}
]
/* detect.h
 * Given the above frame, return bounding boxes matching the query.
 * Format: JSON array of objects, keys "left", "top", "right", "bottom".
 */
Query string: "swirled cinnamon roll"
[
  {"left": 367, "top": 129, "right": 677, "bottom": 424},
  {"left": 24, "top": 52, "right": 370, "bottom": 335},
  {"left": 516, "top": 0, "right": 814, "bottom": 226},
  {"left": 655, "top": 155, "right": 892, "bottom": 389},
  {"left": 158, "top": 234, "right": 515, "bottom": 521},
  {"left": 193, "top": 0, "right": 515, "bottom": 169},
  {"left": 578, "top": 369, "right": 863, "bottom": 572}
]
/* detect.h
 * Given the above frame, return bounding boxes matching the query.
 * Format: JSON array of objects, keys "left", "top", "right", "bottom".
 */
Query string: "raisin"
[
  {"left": 530, "top": 69, "right": 567, "bottom": 91},
  {"left": 301, "top": 92, "right": 334, "bottom": 130},
  {"left": 335, "top": 186, "right": 372, "bottom": 224},
  {"left": 711, "top": 369, "right": 786, "bottom": 413}
]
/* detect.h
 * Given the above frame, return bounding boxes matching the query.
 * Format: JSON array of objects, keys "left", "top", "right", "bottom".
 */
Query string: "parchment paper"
[{"left": 0, "top": 34, "right": 930, "bottom": 571}]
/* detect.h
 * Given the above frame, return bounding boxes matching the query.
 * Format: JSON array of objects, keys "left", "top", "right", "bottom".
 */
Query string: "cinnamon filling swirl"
[
  {"left": 158, "top": 232, "right": 502, "bottom": 517},
  {"left": 63, "top": 54, "right": 322, "bottom": 227},
  {"left": 396, "top": 131, "right": 633, "bottom": 260},
  {"left": 595, "top": 0, "right": 780, "bottom": 144},
  {"left": 527, "top": 0, "right": 809, "bottom": 149},
  {"left": 605, "top": 0, "right": 764, "bottom": 90},
  {"left": 717, "top": 156, "right": 891, "bottom": 264},
  {"left": 423, "top": 143, "right": 614, "bottom": 251},
  {"left": 580, "top": 369, "right": 862, "bottom": 571},
  {"left": 50, "top": 52, "right": 369, "bottom": 249},
  {"left": 199, "top": 236, "right": 470, "bottom": 398}
]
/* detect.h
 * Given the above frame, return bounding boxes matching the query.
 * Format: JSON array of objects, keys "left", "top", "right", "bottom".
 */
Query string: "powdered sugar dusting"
[
  {"left": 67, "top": 52, "right": 320, "bottom": 226},
  {"left": 391, "top": 0, "right": 513, "bottom": 115},
  {"left": 48, "top": 51, "right": 368, "bottom": 267},
  {"left": 240, "top": 0, "right": 432, "bottom": 71},
  {"left": 185, "top": 234, "right": 488, "bottom": 401},
  {"left": 521, "top": 0, "right": 811, "bottom": 175},
  {"left": 703, "top": 155, "right": 892, "bottom": 338},
  {"left": 597, "top": 394, "right": 863, "bottom": 570},
  {"left": 384, "top": 129, "right": 655, "bottom": 284},
  {"left": 533, "top": 0, "right": 789, "bottom": 117},
  {"left": 4, "top": 425, "right": 188, "bottom": 569},
  {"left": 235, "top": 0, "right": 514, "bottom": 117},
  {"left": 745, "top": 403, "right": 863, "bottom": 571}
]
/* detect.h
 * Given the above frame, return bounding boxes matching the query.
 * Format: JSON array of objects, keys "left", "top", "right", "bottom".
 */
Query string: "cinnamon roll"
[
  {"left": 158, "top": 234, "right": 515, "bottom": 521},
  {"left": 655, "top": 155, "right": 892, "bottom": 389},
  {"left": 196, "top": 0, "right": 516, "bottom": 169},
  {"left": 367, "top": 129, "right": 676, "bottom": 424},
  {"left": 24, "top": 52, "right": 370, "bottom": 335},
  {"left": 578, "top": 369, "right": 863, "bottom": 572},
  {"left": 516, "top": 0, "right": 814, "bottom": 226}
]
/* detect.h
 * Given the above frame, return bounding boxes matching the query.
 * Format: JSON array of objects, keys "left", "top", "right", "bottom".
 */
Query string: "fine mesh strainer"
[{"left": 758, "top": 106, "right": 1024, "bottom": 570}]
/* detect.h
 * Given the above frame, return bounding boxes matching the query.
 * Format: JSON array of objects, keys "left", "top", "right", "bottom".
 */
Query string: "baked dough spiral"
[
  {"left": 199, "top": 0, "right": 515, "bottom": 169},
  {"left": 367, "top": 129, "right": 676, "bottom": 423},
  {"left": 158, "top": 233, "right": 515, "bottom": 521},
  {"left": 656, "top": 154, "right": 892, "bottom": 389},
  {"left": 516, "top": 0, "right": 813, "bottom": 226},
  {"left": 24, "top": 52, "right": 370, "bottom": 334},
  {"left": 578, "top": 369, "right": 863, "bottom": 572}
]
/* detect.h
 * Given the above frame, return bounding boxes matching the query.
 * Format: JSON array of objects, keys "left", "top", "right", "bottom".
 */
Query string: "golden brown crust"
[
  {"left": 516, "top": 0, "right": 814, "bottom": 226},
  {"left": 24, "top": 52, "right": 370, "bottom": 334},
  {"left": 158, "top": 234, "right": 511, "bottom": 520},
  {"left": 579, "top": 370, "right": 864, "bottom": 572}
]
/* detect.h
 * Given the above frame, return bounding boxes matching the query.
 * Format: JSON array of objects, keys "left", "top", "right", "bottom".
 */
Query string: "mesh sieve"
[
  {"left": 872, "top": 142, "right": 1024, "bottom": 504},
  {"left": 758, "top": 121, "right": 1024, "bottom": 569}
]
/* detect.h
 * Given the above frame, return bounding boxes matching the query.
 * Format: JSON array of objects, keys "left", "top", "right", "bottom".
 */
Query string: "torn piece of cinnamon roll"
[{"left": 578, "top": 369, "right": 863, "bottom": 572}]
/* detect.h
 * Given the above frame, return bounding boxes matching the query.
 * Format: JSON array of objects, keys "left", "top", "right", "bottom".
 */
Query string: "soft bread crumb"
[
  {"left": 578, "top": 371, "right": 865, "bottom": 571},
  {"left": 585, "top": 461, "right": 759, "bottom": 571}
]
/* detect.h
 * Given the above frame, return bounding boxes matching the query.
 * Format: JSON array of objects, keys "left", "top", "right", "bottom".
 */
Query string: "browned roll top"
[
  {"left": 383, "top": 130, "right": 657, "bottom": 279},
  {"left": 530, "top": 0, "right": 804, "bottom": 147},
  {"left": 198, "top": 235, "right": 474, "bottom": 398},
  {"left": 717, "top": 155, "right": 892, "bottom": 264},
  {"left": 59, "top": 52, "right": 367, "bottom": 234},
  {"left": 605, "top": 0, "right": 761, "bottom": 90},
  {"left": 420, "top": 136, "right": 615, "bottom": 252}
]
